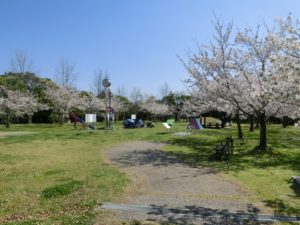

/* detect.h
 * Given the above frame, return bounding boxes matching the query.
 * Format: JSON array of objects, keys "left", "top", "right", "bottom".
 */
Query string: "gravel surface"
[{"left": 101, "top": 141, "right": 272, "bottom": 225}]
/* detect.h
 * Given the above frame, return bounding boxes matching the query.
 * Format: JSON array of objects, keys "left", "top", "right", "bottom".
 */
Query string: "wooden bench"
[
  {"left": 204, "top": 122, "right": 221, "bottom": 129},
  {"left": 214, "top": 136, "right": 233, "bottom": 160}
]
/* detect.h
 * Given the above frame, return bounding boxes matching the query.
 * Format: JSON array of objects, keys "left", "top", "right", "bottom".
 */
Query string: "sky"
[{"left": 1, "top": 0, "right": 300, "bottom": 98}]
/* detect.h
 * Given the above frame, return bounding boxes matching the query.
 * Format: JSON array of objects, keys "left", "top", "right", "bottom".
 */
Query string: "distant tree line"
[{"left": 0, "top": 71, "right": 196, "bottom": 127}]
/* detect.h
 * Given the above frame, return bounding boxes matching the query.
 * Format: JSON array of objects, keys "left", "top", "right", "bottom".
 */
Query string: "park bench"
[
  {"left": 214, "top": 136, "right": 233, "bottom": 160},
  {"left": 205, "top": 122, "right": 221, "bottom": 129}
]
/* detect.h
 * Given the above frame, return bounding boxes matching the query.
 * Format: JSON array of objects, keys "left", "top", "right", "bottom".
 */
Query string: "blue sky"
[{"left": 1, "top": 0, "right": 300, "bottom": 97}]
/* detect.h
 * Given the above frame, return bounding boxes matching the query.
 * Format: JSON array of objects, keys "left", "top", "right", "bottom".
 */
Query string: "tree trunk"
[
  {"left": 28, "top": 115, "right": 33, "bottom": 124},
  {"left": 5, "top": 120, "right": 10, "bottom": 128},
  {"left": 221, "top": 116, "right": 226, "bottom": 128},
  {"left": 4, "top": 115, "right": 11, "bottom": 128},
  {"left": 282, "top": 116, "right": 289, "bottom": 128},
  {"left": 59, "top": 113, "right": 65, "bottom": 125},
  {"left": 259, "top": 112, "right": 267, "bottom": 151},
  {"left": 255, "top": 120, "right": 259, "bottom": 128},
  {"left": 236, "top": 111, "right": 243, "bottom": 140},
  {"left": 249, "top": 115, "right": 254, "bottom": 132}
]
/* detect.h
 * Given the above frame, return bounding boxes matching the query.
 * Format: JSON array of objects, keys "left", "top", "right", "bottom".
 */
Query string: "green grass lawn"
[
  {"left": 163, "top": 124, "right": 300, "bottom": 217},
  {"left": 0, "top": 122, "right": 299, "bottom": 224}
]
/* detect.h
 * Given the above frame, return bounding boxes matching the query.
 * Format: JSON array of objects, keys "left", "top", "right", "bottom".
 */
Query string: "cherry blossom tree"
[
  {"left": 111, "top": 96, "right": 129, "bottom": 120},
  {"left": 0, "top": 85, "right": 45, "bottom": 127},
  {"left": 274, "top": 15, "right": 300, "bottom": 110},
  {"left": 184, "top": 18, "right": 290, "bottom": 150},
  {"left": 140, "top": 96, "right": 170, "bottom": 121},
  {"left": 81, "top": 92, "right": 105, "bottom": 113},
  {"left": 180, "top": 98, "right": 202, "bottom": 118},
  {"left": 45, "top": 85, "right": 85, "bottom": 124},
  {"left": 20, "top": 93, "right": 49, "bottom": 123}
]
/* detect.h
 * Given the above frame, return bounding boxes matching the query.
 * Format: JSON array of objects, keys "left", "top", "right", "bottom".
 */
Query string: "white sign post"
[{"left": 85, "top": 114, "right": 97, "bottom": 132}]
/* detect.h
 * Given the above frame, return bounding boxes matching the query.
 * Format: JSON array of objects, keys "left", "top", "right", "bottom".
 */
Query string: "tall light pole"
[{"left": 102, "top": 79, "right": 113, "bottom": 130}]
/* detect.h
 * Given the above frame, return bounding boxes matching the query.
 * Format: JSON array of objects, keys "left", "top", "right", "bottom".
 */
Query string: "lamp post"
[{"left": 102, "top": 79, "right": 113, "bottom": 130}]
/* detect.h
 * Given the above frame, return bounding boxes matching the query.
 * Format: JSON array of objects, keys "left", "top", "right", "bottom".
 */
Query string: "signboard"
[
  {"left": 131, "top": 114, "right": 136, "bottom": 120},
  {"left": 85, "top": 114, "right": 97, "bottom": 123}
]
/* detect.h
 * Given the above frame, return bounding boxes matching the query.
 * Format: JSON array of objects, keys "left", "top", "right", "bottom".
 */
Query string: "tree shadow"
[
  {"left": 244, "top": 147, "right": 300, "bottom": 173},
  {"left": 111, "top": 149, "right": 186, "bottom": 167},
  {"left": 290, "top": 182, "right": 300, "bottom": 198},
  {"left": 146, "top": 204, "right": 270, "bottom": 225},
  {"left": 110, "top": 148, "right": 214, "bottom": 175},
  {"left": 263, "top": 198, "right": 299, "bottom": 215},
  {"left": 166, "top": 137, "right": 249, "bottom": 173},
  {"left": 165, "top": 135, "right": 300, "bottom": 174}
]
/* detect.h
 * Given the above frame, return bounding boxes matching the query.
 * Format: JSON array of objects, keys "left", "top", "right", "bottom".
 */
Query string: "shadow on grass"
[
  {"left": 166, "top": 136, "right": 249, "bottom": 173},
  {"left": 290, "top": 183, "right": 300, "bottom": 198},
  {"left": 164, "top": 135, "right": 300, "bottom": 174},
  {"left": 263, "top": 198, "right": 300, "bottom": 215},
  {"left": 242, "top": 147, "right": 300, "bottom": 173}
]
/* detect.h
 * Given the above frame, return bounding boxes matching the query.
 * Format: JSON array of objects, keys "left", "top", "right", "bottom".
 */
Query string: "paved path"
[{"left": 102, "top": 141, "right": 271, "bottom": 225}]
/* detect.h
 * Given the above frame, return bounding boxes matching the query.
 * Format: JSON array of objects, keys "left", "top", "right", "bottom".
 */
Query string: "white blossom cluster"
[
  {"left": 184, "top": 16, "right": 300, "bottom": 148},
  {"left": 140, "top": 96, "right": 170, "bottom": 117},
  {"left": 0, "top": 85, "right": 47, "bottom": 127},
  {"left": 186, "top": 16, "right": 300, "bottom": 121}
]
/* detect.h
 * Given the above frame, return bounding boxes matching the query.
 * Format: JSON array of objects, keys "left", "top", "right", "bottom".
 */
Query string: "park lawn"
[
  {"left": 162, "top": 124, "right": 300, "bottom": 217},
  {"left": 0, "top": 122, "right": 175, "bottom": 225},
  {"left": 0, "top": 123, "right": 138, "bottom": 224},
  {"left": 0, "top": 122, "right": 299, "bottom": 224}
]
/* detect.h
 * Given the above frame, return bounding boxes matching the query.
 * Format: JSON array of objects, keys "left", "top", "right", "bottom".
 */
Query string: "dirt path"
[
  {"left": 101, "top": 141, "right": 271, "bottom": 224},
  {"left": 0, "top": 131, "right": 37, "bottom": 138}
]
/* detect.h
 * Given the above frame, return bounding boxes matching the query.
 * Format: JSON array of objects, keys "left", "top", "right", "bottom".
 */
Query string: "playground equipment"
[
  {"left": 187, "top": 117, "right": 204, "bottom": 130},
  {"left": 166, "top": 119, "right": 175, "bottom": 127},
  {"left": 162, "top": 118, "right": 176, "bottom": 132},
  {"left": 162, "top": 122, "right": 171, "bottom": 131},
  {"left": 69, "top": 112, "right": 95, "bottom": 129}
]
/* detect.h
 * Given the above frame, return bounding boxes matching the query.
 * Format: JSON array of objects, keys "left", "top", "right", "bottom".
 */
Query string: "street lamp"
[{"left": 102, "top": 79, "right": 113, "bottom": 130}]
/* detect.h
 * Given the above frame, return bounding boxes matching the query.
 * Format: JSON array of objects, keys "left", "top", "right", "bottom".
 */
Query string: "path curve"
[{"left": 102, "top": 141, "right": 270, "bottom": 224}]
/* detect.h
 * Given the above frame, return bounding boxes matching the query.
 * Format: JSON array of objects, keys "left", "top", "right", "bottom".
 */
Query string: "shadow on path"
[
  {"left": 150, "top": 204, "right": 267, "bottom": 225},
  {"left": 111, "top": 149, "right": 187, "bottom": 167},
  {"left": 110, "top": 149, "right": 215, "bottom": 175},
  {"left": 100, "top": 203, "right": 272, "bottom": 225}
]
